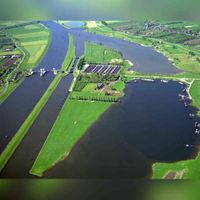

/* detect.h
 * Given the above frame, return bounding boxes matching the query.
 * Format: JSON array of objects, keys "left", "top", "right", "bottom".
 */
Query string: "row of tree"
[{"left": 70, "top": 94, "right": 118, "bottom": 102}]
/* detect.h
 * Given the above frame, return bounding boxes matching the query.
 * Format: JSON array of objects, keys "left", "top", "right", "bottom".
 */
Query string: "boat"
[
  {"left": 141, "top": 79, "right": 155, "bottom": 82},
  {"left": 161, "top": 80, "right": 168, "bottom": 83}
]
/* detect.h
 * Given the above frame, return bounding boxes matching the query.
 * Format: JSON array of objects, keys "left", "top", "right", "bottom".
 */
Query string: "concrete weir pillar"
[
  {"left": 53, "top": 67, "right": 57, "bottom": 75},
  {"left": 40, "top": 68, "right": 46, "bottom": 76}
]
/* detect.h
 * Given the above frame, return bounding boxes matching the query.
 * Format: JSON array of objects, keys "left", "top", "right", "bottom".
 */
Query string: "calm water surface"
[{"left": 45, "top": 81, "right": 200, "bottom": 178}]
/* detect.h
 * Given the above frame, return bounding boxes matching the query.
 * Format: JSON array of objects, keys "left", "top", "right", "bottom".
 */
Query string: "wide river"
[{"left": 1, "top": 22, "right": 198, "bottom": 178}]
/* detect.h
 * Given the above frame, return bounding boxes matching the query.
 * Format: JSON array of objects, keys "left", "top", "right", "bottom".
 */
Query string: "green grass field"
[
  {"left": 30, "top": 100, "right": 111, "bottom": 176},
  {"left": 5, "top": 23, "right": 51, "bottom": 69},
  {"left": 82, "top": 83, "right": 97, "bottom": 92},
  {"left": 0, "top": 21, "right": 28, "bottom": 27},
  {"left": 152, "top": 152, "right": 200, "bottom": 179},
  {"left": 84, "top": 42, "right": 123, "bottom": 64},
  {"left": 112, "top": 80, "right": 125, "bottom": 92}
]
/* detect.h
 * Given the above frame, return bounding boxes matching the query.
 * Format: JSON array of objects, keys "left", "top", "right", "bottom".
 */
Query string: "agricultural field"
[
  {"left": 30, "top": 100, "right": 111, "bottom": 176},
  {"left": 105, "top": 20, "right": 200, "bottom": 47},
  {"left": 5, "top": 23, "right": 51, "bottom": 69},
  {"left": 0, "top": 22, "right": 51, "bottom": 103},
  {"left": 0, "top": 21, "right": 28, "bottom": 28}
]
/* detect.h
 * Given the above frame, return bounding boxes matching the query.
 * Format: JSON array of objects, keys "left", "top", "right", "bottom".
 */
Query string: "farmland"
[
  {"left": 0, "top": 22, "right": 51, "bottom": 103},
  {"left": 5, "top": 23, "right": 51, "bottom": 69}
]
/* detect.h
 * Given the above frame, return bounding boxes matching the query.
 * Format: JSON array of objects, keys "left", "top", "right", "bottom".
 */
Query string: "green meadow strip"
[{"left": 61, "top": 34, "right": 75, "bottom": 72}]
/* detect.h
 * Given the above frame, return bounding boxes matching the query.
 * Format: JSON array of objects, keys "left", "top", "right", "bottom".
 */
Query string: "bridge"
[
  {"left": 25, "top": 68, "right": 65, "bottom": 77},
  {"left": 25, "top": 57, "right": 79, "bottom": 78}
]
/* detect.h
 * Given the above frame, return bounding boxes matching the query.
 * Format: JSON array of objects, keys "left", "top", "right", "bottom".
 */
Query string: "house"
[{"left": 96, "top": 83, "right": 104, "bottom": 90}]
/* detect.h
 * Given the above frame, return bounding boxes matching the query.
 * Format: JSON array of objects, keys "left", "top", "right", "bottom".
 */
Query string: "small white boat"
[
  {"left": 161, "top": 80, "right": 168, "bottom": 83},
  {"left": 141, "top": 79, "right": 155, "bottom": 82}
]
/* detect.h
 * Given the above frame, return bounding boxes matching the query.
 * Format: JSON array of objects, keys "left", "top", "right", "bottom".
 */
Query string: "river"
[{"left": 1, "top": 22, "right": 197, "bottom": 178}]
